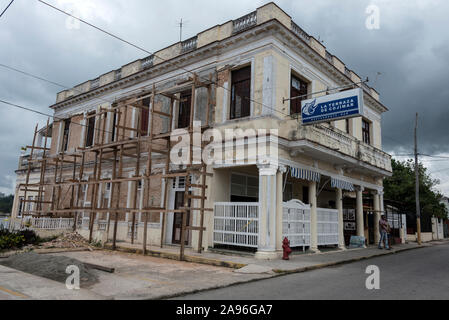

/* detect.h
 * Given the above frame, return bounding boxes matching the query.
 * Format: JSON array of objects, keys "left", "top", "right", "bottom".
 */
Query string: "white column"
[
  {"left": 309, "top": 180, "right": 319, "bottom": 252},
  {"left": 336, "top": 188, "right": 346, "bottom": 250},
  {"left": 255, "top": 163, "right": 280, "bottom": 260},
  {"left": 373, "top": 190, "right": 381, "bottom": 244},
  {"left": 379, "top": 191, "right": 384, "bottom": 214},
  {"left": 276, "top": 166, "right": 287, "bottom": 252},
  {"left": 356, "top": 186, "right": 365, "bottom": 239}
]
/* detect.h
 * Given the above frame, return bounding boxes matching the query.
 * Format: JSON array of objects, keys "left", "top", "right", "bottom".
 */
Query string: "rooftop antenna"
[{"left": 177, "top": 18, "right": 188, "bottom": 42}]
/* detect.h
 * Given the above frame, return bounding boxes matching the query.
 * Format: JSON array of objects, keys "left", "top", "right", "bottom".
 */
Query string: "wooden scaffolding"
[{"left": 18, "top": 74, "right": 214, "bottom": 260}]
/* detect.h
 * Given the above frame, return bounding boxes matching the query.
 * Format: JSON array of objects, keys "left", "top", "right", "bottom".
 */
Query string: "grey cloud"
[{"left": 1, "top": 0, "right": 449, "bottom": 194}]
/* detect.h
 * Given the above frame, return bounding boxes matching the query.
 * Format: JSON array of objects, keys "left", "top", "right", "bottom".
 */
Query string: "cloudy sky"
[{"left": 0, "top": 0, "right": 449, "bottom": 196}]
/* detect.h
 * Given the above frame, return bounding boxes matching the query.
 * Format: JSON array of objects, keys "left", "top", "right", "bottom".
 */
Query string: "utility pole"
[{"left": 415, "top": 113, "right": 422, "bottom": 245}]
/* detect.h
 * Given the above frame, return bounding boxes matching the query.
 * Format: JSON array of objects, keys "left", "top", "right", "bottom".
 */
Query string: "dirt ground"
[{"left": 0, "top": 249, "right": 269, "bottom": 300}]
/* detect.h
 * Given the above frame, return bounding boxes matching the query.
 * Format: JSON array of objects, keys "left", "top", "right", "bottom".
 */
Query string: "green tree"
[
  {"left": 384, "top": 159, "right": 448, "bottom": 221},
  {"left": 0, "top": 195, "right": 14, "bottom": 214}
]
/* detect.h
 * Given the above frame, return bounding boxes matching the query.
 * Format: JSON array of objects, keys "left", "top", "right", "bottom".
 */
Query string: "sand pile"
[{"left": 0, "top": 252, "right": 99, "bottom": 287}]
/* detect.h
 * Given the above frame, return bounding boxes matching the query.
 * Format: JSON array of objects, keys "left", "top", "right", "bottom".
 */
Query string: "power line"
[
  {"left": 38, "top": 0, "right": 375, "bottom": 121},
  {"left": 419, "top": 153, "right": 449, "bottom": 159},
  {"left": 0, "top": 63, "right": 119, "bottom": 107},
  {"left": 36, "top": 0, "right": 292, "bottom": 119},
  {"left": 38, "top": 0, "right": 362, "bottom": 121},
  {"left": 0, "top": 98, "right": 128, "bottom": 140},
  {"left": 0, "top": 0, "right": 14, "bottom": 19},
  {"left": 430, "top": 167, "right": 449, "bottom": 174}
]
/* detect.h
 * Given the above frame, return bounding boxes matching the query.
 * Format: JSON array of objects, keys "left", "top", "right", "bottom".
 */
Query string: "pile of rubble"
[{"left": 39, "top": 232, "right": 92, "bottom": 250}]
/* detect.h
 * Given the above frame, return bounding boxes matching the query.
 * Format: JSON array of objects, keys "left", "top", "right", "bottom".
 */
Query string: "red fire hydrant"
[{"left": 282, "top": 237, "right": 292, "bottom": 260}]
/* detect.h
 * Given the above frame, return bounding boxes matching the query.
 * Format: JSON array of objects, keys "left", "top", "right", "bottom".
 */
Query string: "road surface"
[{"left": 175, "top": 243, "right": 449, "bottom": 300}]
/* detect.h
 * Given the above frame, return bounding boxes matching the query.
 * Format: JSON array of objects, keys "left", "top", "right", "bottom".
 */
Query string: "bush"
[
  {"left": 17, "top": 229, "right": 40, "bottom": 245},
  {"left": 0, "top": 229, "right": 40, "bottom": 250}
]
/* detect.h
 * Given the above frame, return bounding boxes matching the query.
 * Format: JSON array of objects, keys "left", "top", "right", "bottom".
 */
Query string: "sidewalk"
[{"left": 107, "top": 241, "right": 432, "bottom": 274}]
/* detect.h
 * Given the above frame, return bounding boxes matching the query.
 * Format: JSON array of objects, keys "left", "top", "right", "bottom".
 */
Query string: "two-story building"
[{"left": 11, "top": 2, "right": 392, "bottom": 259}]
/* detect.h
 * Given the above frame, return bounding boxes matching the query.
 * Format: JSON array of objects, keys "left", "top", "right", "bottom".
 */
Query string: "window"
[
  {"left": 62, "top": 119, "right": 71, "bottom": 151},
  {"left": 27, "top": 196, "right": 33, "bottom": 213},
  {"left": 141, "top": 98, "right": 150, "bottom": 135},
  {"left": 230, "top": 173, "right": 258, "bottom": 202},
  {"left": 230, "top": 66, "right": 251, "bottom": 119},
  {"left": 178, "top": 91, "right": 192, "bottom": 128},
  {"left": 85, "top": 114, "right": 96, "bottom": 147},
  {"left": 18, "top": 196, "right": 24, "bottom": 218},
  {"left": 290, "top": 75, "right": 308, "bottom": 115},
  {"left": 345, "top": 119, "right": 350, "bottom": 134},
  {"left": 362, "top": 119, "right": 371, "bottom": 144},
  {"left": 111, "top": 111, "right": 117, "bottom": 142}
]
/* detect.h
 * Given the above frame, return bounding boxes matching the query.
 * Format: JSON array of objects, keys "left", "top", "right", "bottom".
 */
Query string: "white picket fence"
[
  {"left": 214, "top": 202, "right": 259, "bottom": 248},
  {"left": 0, "top": 218, "right": 10, "bottom": 229},
  {"left": 213, "top": 201, "right": 340, "bottom": 250},
  {"left": 317, "top": 208, "right": 339, "bottom": 246},
  {"left": 30, "top": 217, "right": 74, "bottom": 230},
  {"left": 283, "top": 200, "right": 311, "bottom": 248}
]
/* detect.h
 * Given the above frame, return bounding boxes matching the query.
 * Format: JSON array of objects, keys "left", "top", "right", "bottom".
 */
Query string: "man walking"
[{"left": 378, "top": 215, "right": 391, "bottom": 250}]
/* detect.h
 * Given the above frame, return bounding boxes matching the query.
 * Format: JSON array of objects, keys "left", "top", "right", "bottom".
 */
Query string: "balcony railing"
[
  {"left": 181, "top": 37, "right": 197, "bottom": 53},
  {"left": 141, "top": 55, "right": 154, "bottom": 69},
  {"left": 297, "top": 124, "right": 392, "bottom": 172},
  {"left": 344, "top": 67, "right": 351, "bottom": 77},
  {"left": 91, "top": 78, "right": 100, "bottom": 90},
  {"left": 291, "top": 21, "right": 311, "bottom": 43},
  {"left": 114, "top": 69, "right": 121, "bottom": 81},
  {"left": 233, "top": 11, "right": 257, "bottom": 34}
]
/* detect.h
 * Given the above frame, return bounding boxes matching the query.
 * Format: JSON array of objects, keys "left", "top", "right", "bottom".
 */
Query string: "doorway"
[{"left": 171, "top": 191, "right": 190, "bottom": 245}]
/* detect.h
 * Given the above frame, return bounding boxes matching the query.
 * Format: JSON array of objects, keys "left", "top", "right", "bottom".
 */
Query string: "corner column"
[{"left": 255, "top": 163, "right": 280, "bottom": 260}]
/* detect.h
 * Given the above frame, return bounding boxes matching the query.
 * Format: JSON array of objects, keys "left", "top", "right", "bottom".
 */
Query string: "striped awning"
[
  {"left": 290, "top": 166, "right": 321, "bottom": 182},
  {"left": 331, "top": 178, "right": 355, "bottom": 192}
]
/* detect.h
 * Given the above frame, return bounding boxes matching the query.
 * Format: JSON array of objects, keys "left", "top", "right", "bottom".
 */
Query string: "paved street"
[{"left": 174, "top": 242, "right": 449, "bottom": 300}]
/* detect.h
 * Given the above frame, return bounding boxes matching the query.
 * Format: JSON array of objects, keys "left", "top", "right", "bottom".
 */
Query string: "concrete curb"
[
  {"left": 35, "top": 248, "right": 92, "bottom": 255},
  {"left": 156, "top": 244, "right": 431, "bottom": 300},
  {"left": 272, "top": 245, "right": 427, "bottom": 274},
  {"left": 103, "top": 244, "right": 247, "bottom": 270}
]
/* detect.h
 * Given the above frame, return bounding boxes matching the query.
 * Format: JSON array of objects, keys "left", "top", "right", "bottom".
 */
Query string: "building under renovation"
[{"left": 11, "top": 3, "right": 392, "bottom": 259}]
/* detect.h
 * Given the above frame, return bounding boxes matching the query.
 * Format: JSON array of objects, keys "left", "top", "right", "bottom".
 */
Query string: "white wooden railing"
[
  {"left": 283, "top": 200, "right": 311, "bottom": 248},
  {"left": 317, "top": 208, "right": 339, "bottom": 246},
  {"left": 30, "top": 217, "right": 74, "bottom": 230},
  {"left": 214, "top": 202, "right": 259, "bottom": 248},
  {"left": 0, "top": 218, "right": 10, "bottom": 230},
  {"left": 98, "top": 220, "right": 108, "bottom": 231}
]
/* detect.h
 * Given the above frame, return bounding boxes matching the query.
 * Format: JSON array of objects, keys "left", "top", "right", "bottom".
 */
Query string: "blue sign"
[{"left": 301, "top": 88, "right": 364, "bottom": 125}]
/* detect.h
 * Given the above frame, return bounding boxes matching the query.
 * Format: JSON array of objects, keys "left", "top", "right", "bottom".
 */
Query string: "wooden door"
[{"left": 172, "top": 191, "right": 190, "bottom": 244}]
